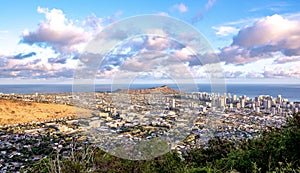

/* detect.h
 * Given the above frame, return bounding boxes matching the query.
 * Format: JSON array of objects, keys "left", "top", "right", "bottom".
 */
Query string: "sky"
[{"left": 1, "top": 0, "right": 300, "bottom": 84}]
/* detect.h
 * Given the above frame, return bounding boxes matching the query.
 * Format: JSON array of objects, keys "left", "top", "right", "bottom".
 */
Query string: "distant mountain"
[{"left": 115, "top": 85, "right": 179, "bottom": 94}]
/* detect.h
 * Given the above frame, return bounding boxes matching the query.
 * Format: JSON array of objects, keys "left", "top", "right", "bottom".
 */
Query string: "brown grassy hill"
[
  {"left": 116, "top": 85, "right": 179, "bottom": 94},
  {"left": 0, "top": 99, "right": 90, "bottom": 126}
]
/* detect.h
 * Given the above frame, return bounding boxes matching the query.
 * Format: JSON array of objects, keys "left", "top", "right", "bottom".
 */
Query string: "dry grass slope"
[{"left": 0, "top": 99, "right": 90, "bottom": 125}]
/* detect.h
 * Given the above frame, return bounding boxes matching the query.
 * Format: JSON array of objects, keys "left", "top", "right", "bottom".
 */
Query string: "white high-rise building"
[
  {"left": 233, "top": 95, "right": 237, "bottom": 102},
  {"left": 224, "top": 93, "right": 227, "bottom": 104},
  {"left": 252, "top": 103, "right": 256, "bottom": 110},
  {"left": 172, "top": 98, "right": 176, "bottom": 108},
  {"left": 277, "top": 95, "right": 282, "bottom": 104},
  {"left": 236, "top": 102, "right": 241, "bottom": 109},
  {"left": 264, "top": 100, "right": 271, "bottom": 109},
  {"left": 218, "top": 97, "right": 225, "bottom": 108}
]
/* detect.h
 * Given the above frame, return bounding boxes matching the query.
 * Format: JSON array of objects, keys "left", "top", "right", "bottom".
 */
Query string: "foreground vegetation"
[{"left": 24, "top": 114, "right": 300, "bottom": 173}]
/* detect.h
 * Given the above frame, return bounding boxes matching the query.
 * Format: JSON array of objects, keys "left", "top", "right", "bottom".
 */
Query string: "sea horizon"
[{"left": 0, "top": 83, "right": 300, "bottom": 102}]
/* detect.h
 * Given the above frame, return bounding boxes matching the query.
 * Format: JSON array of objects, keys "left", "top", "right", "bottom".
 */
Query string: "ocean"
[{"left": 0, "top": 84, "right": 299, "bottom": 102}]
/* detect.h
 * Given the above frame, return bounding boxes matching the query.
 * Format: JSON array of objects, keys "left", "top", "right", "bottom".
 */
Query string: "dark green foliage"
[
  {"left": 213, "top": 116, "right": 300, "bottom": 172},
  {"left": 185, "top": 137, "right": 236, "bottom": 168},
  {"left": 142, "top": 152, "right": 186, "bottom": 173}
]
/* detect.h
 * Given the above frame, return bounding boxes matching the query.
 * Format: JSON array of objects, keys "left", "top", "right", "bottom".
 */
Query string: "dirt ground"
[{"left": 0, "top": 99, "right": 90, "bottom": 126}]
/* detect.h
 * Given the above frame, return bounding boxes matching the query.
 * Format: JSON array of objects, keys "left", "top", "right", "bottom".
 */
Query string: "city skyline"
[{"left": 1, "top": 0, "right": 300, "bottom": 84}]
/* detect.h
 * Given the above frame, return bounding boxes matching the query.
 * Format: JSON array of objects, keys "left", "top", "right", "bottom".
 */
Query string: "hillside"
[
  {"left": 116, "top": 85, "right": 179, "bottom": 94},
  {"left": 0, "top": 99, "right": 89, "bottom": 125}
]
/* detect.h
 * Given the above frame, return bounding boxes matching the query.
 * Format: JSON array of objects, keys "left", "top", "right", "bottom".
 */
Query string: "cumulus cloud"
[
  {"left": 233, "top": 14, "right": 299, "bottom": 48},
  {"left": 83, "top": 14, "right": 103, "bottom": 32},
  {"left": 264, "top": 66, "right": 300, "bottom": 78},
  {"left": 85, "top": 34, "right": 212, "bottom": 80},
  {"left": 146, "top": 36, "right": 172, "bottom": 51},
  {"left": 212, "top": 26, "right": 238, "bottom": 36},
  {"left": 224, "top": 71, "right": 243, "bottom": 78},
  {"left": 214, "top": 60, "right": 300, "bottom": 79},
  {"left": 219, "top": 45, "right": 273, "bottom": 64},
  {"left": 21, "top": 7, "right": 89, "bottom": 53},
  {"left": 120, "top": 51, "right": 168, "bottom": 72},
  {"left": 172, "top": 3, "right": 188, "bottom": 13},
  {"left": 220, "top": 14, "right": 300, "bottom": 64},
  {"left": 1, "top": 7, "right": 128, "bottom": 80},
  {"left": 0, "top": 43, "right": 78, "bottom": 79},
  {"left": 96, "top": 35, "right": 196, "bottom": 72},
  {"left": 274, "top": 56, "right": 300, "bottom": 64}
]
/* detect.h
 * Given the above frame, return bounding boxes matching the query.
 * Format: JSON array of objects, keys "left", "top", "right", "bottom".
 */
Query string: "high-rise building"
[
  {"left": 277, "top": 95, "right": 282, "bottom": 104},
  {"left": 277, "top": 107, "right": 282, "bottom": 114},
  {"left": 240, "top": 99, "right": 245, "bottom": 108},
  {"left": 228, "top": 92, "right": 231, "bottom": 100},
  {"left": 233, "top": 95, "right": 237, "bottom": 102},
  {"left": 252, "top": 103, "right": 255, "bottom": 110},
  {"left": 255, "top": 101, "right": 260, "bottom": 107},
  {"left": 172, "top": 98, "right": 176, "bottom": 108},
  {"left": 255, "top": 97, "right": 259, "bottom": 102},
  {"left": 263, "top": 100, "right": 271, "bottom": 109},
  {"left": 255, "top": 107, "right": 260, "bottom": 113},
  {"left": 236, "top": 102, "right": 241, "bottom": 109},
  {"left": 271, "top": 107, "right": 276, "bottom": 115},
  {"left": 219, "top": 97, "right": 225, "bottom": 108}
]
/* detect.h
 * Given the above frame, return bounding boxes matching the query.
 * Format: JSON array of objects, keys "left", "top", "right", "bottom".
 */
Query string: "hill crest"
[{"left": 115, "top": 85, "right": 178, "bottom": 94}]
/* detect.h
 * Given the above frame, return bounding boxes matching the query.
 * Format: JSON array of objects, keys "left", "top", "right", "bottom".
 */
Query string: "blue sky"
[{"left": 1, "top": 0, "right": 300, "bottom": 84}]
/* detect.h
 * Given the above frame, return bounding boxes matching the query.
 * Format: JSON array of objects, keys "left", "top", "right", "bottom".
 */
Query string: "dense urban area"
[{"left": 0, "top": 85, "right": 299, "bottom": 172}]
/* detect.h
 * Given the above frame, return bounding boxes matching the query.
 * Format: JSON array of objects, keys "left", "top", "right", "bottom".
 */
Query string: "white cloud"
[
  {"left": 1, "top": 7, "right": 127, "bottom": 80},
  {"left": 146, "top": 36, "right": 171, "bottom": 50},
  {"left": 264, "top": 65, "right": 300, "bottom": 78},
  {"left": 0, "top": 43, "right": 77, "bottom": 79},
  {"left": 173, "top": 47, "right": 194, "bottom": 61},
  {"left": 220, "top": 14, "right": 300, "bottom": 65},
  {"left": 157, "top": 12, "right": 169, "bottom": 17},
  {"left": 172, "top": 3, "right": 188, "bottom": 13},
  {"left": 274, "top": 56, "right": 300, "bottom": 64},
  {"left": 22, "top": 7, "right": 89, "bottom": 53},
  {"left": 212, "top": 26, "right": 238, "bottom": 36},
  {"left": 233, "top": 14, "right": 300, "bottom": 56},
  {"left": 83, "top": 13, "right": 103, "bottom": 33}
]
